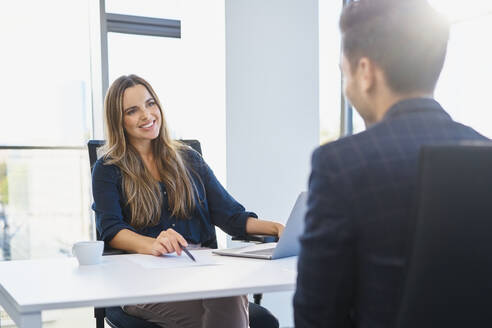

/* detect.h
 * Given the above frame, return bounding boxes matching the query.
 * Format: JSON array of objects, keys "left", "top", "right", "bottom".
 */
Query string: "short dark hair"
[{"left": 340, "top": 0, "right": 450, "bottom": 94}]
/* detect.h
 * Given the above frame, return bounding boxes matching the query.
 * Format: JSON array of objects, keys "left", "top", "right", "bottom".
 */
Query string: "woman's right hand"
[{"left": 150, "top": 228, "right": 188, "bottom": 256}]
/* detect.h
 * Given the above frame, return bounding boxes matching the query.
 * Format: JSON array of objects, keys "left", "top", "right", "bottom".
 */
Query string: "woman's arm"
[
  {"left": 188, "top": 150, "right": 280, "bottom": 238},
  {"left": 92, "top": 160, "right": 188, "bottom": 257},
  {"left": 110, "top": 228, "right": 189, "bottom": 256},
  {"left": 109, "top": 229, "right": 155, "bottom": 254},
  {"left": 246, "top": 217, "right": 285, "bottom": 237}
]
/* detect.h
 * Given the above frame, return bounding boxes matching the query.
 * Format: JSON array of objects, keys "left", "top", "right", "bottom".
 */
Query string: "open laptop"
[{"left": 213, "top": 192, "right": 307, "bottom": 260}]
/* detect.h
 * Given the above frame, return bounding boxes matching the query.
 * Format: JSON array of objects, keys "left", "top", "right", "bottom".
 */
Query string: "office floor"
[
  {"left": 1, "top": 307, "right": 294, "bottom": 327},
  {"left": 43, "top": 308, "right": 293, "bottom": 328},
  {"left": 1, "top": 307, "right": 108, "bottom": 328},
  {"left": 45, "top": 308, "right": 107, "bottom": 328}
]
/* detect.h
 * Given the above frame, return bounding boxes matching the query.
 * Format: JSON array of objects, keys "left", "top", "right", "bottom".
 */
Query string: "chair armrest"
[{"left": 231, "top": 234, "right": 279, "bottom": 243}]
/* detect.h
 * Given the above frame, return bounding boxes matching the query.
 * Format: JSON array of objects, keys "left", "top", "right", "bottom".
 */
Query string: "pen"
[{"left": 181, "top": 245, "right": 196, "bottom": 262}]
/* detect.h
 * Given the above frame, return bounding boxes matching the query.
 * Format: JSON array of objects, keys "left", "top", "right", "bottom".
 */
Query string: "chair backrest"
[
  {"left": 87, "top": 139, "right": 215, "bottom": 247},
  {"left": 397, "top": 143, "right": 492, "bottom": 328}
]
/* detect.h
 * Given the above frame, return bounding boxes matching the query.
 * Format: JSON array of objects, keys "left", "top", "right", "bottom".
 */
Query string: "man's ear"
[{"left": 356, "top": 57, "right": 376, "bottom": 93}]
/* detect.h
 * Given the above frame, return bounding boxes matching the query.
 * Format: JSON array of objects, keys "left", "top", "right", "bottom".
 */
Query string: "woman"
[{"left": 92, "top": 74, "right": 284, "bottom": 328}]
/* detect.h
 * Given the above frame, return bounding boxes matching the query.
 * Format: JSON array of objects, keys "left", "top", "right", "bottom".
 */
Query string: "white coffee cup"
[{"left": 72, "top": 241, "right": 104, "bottom": 265}]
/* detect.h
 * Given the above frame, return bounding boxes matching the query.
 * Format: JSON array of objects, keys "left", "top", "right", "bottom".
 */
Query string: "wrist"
[
  {"left": 272, "top": 222, "right": 281, "bottom": 234},
  {"left": 274, "top": 222, "right": 285, "bottom": 237},
  {"left": 139, "top": 237, "right": 156, "bottom": 255}
]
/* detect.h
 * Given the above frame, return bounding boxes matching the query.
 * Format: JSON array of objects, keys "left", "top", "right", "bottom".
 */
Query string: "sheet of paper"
[{"left": 125, "top": 252, "right": 219, "bottom": 269}]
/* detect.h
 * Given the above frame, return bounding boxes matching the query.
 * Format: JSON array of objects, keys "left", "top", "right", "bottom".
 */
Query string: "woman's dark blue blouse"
[{"left": 91, "top": 148, "right": 257, "bottom": 246}]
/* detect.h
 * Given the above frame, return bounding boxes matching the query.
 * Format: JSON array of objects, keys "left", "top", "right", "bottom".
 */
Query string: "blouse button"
[
  {"left": 172, "top": 223, "right": 175, "bottom": 227},
  {"left": 163, "top": 191, "right": 167, "bottom": 195}
]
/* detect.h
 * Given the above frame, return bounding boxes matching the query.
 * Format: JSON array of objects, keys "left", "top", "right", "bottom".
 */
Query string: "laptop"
[{"left": 212, "top": 192, "right": 307, "bottom": 260}]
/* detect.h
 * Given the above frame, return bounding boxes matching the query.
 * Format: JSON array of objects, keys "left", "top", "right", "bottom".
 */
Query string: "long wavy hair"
[{"left": 102, "top": 74, "right": 197, "bottom": 229}]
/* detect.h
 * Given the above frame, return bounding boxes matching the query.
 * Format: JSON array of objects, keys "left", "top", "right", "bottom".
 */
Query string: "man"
[{"left": 294, "top": 0, "right": 488, "bottom": 327}]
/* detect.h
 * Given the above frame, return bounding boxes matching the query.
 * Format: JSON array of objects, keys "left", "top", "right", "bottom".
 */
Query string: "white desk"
[{"left": 0, "top": 250, "right": 297, "bottom": 328}]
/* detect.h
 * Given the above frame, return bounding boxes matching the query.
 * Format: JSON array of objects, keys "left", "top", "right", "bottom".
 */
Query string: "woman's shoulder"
[
  {"left": 178, "top": 143, "right": 203, "bottom": 163},
  {"left": 177, "top": 143, "right": 208, "bottom": 174},
  {"left": 92, "top": 157, "right": 121, "bottom": 181}
]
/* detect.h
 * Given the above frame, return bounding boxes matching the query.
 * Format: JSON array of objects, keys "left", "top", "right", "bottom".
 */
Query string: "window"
[
  {"left": 347, "top": 0, "right": 492, "bottom": 137},
  {"left": 430, "top": 0, "right": 492, "bottom": 138},
  {"left": 107, "top": 33, "right": 184, "bottom": 137},
  {"left": 0, "top": 1, "right": 92, "bottom": 146},
  {"left": 106, "top": 0, "right": 181, "bottom": 20},
  {"left": 319, "top": 0, "right": 343, "bottom": 143},
  {"left": 320, "top": 0, "right": 366, "bottom": 140},
  {"left": 102, "top": 0, "right": 227, "bottom": 183},
  {"left": 0, "top": 0, "right": 92, "bottom": 260},
  {"left": 102, "top": 0, "right": 228, "bottom": 247}
]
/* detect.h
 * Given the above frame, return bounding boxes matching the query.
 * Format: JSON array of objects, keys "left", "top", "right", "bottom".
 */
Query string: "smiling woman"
[
  {"left": 92, "top": 74, "right": 284, "bottom": 328},
  {"left": 122, "top": 85, "right": 162, "bottom": 148},
  {"left": 101, "top": 75, "right": 199, "bottom": 229}
]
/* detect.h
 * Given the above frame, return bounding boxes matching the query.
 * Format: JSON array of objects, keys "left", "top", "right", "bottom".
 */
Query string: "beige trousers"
[{"left": 123, "top": 295, "right": 249, "bottom": 328}]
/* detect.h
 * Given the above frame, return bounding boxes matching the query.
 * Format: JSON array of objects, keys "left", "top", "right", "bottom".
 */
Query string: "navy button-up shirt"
[{"left": 92, "top": 148, "right": 257, "bottom": 246}]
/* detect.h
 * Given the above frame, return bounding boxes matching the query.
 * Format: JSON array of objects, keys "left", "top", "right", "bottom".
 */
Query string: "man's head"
[{"left": 339, "top": 0, "right": 450, "bottom": 125}]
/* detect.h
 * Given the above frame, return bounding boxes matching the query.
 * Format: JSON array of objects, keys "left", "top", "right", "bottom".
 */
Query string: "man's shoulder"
[
  {"left": 316, "top": 130, "right": 372, "bottom": 154},
  {"left": 314, "top": 136, "right": 354, "bottom": 163},
  {"left": 312, "top": 130, "right": 374, "bottom": 174},
  {"left": 312, "top": 113, "right": 488, "bottom": 173}
]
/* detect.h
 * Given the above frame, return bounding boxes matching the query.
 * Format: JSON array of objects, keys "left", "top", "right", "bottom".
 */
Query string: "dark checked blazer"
[{"left": 294, "top": 98, "right": 489, "bottom": 328}]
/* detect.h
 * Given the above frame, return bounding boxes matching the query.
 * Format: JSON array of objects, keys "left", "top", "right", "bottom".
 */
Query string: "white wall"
[{"left": 225, "top": 1, "right": 320, "bottom": 326}]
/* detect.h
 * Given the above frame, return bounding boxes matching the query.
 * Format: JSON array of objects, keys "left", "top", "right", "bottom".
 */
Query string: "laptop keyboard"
[{"left": 244, "top": 248, "right": 275, "bottom": 256}]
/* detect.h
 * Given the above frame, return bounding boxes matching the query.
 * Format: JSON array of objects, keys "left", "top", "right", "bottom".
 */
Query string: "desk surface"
[{"left": 0, "top": 250, "right": 297, "bottom": 314}]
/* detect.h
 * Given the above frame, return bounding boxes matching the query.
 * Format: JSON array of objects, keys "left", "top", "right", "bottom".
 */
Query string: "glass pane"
[
  {"left": 106, "top": 2, "right": 226, "bottom": 181},
  {"left": 0, "top": 149, "right": 92, "bottom": 261},
  {"left": 429, "top": 0, "right": 492, "bottom": 22},
  {"left": 352, "top": 110, "right": 366, "bottom": 134},
  {"left": 435, "top": 14, "right": 492, "bottom": 138},
  {"left": 0, "top": 0, "right": 92, "bottom": 146},
  {"left": 319, "top": 0, "right": 342, "bottom": 143},
  {"left": 106, "top": 1, "right": 226, "bottom": 246},
  {"left": 108, "top": 33, "right": 185, "bottom": 137},
  {"left": 106, "top": 0, "right": 181, "bottom": 20}
]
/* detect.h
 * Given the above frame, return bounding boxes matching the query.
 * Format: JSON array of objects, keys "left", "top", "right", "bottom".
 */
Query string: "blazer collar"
[{"left": 383, "top": 98, "right": 451, "bottom": 121}]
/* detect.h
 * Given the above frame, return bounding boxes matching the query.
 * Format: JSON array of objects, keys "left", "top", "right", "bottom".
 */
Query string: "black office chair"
[
  {"left": 397, "top": 144, "right": 492, "bottom": 328},
  {"left": 88, "top": 139, "right": 279, "bottom": 328}
]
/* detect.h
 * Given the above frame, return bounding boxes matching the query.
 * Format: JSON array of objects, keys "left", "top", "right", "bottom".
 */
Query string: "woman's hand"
[
  {"left": 150, "top": 228, "right": 188, "bottom": 256},
  {"left": 274, "top": 222, "right": 285, "bottom": 238},
  {"left": 245, "top": 218, "right": 285, "bottom": 238}
]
